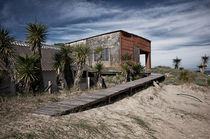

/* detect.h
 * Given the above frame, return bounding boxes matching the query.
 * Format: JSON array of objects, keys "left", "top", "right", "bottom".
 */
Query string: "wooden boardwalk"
[{"left": 32, "top": 73, "right": 164, "bottom": 116}]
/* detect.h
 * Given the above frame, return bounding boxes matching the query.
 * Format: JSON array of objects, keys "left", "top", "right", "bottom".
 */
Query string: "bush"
[
  {"left": 132, "top": 63, "right": 144, "bottom": 80},
  {"left": 207, "top": 78, "right": 210, "bottom": 86},
  {"left": 179, "top": 70, "right": 190, "bottom": 82}
]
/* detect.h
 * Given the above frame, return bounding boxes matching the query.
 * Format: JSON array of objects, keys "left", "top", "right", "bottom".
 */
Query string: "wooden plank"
[{"left": 32, "top": 74, "right": 164, "bottom": 116}]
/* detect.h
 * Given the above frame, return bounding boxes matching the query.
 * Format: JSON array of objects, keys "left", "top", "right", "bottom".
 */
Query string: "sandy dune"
[{"left": 1, "top": 83, "right": 210, "bottom": 138}]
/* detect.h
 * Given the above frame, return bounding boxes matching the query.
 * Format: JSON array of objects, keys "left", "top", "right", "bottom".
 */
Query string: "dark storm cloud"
[{"left": 0, "top": 0, "right": 210, "bottom": 68}]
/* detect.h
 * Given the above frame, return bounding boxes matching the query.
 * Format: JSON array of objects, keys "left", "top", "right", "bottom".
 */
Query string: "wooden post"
[
  {"left": 87, "top": 77, "right": 90, "bottom": 90},
  {"left": 48, "top": 81, "right": 52, "bottom": 94}
]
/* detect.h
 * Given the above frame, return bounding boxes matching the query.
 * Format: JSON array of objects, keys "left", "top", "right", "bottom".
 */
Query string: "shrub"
[
  {"left": 133, "top": 64, "right": 144, "bottom": 75},
  {"left": 207, "top": 78, "right": 210, "bottom": 86},
  {"left": 179, "top": 70, "right": 190, "bottom": 82}
]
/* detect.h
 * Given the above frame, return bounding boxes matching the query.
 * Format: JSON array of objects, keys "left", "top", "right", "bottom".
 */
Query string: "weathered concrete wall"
[
  {"left": 66, "top": 32, "right": 121, "bottom": 68},
  {"left": 86, "top": 32, "right": 120, "bottom": 67}
]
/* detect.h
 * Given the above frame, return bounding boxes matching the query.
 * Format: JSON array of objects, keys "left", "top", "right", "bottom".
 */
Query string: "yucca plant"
[
  {"left": 16, "top": 55, "right": 39, "bottom": 93},
  {"left": 0, "top": 25, "right": 14, "bottom": 66},
  {"left": 173, "top": 57, "right": 181, "bottom": 69},
  {"left": 26, "top": 21, "right": 47, "bottom": 91},
  {"left": 121, "top": 53, "right": 133, "bottom": 82},
  {"left": 95, "top": 62, "right": 106, "bottom": 88},
  {"left": 207, "top": 78, "right": 210, "bottom": 86},
  {"left": 94, "top": 46, "right": 104, "bottom": 62},
  {"left": 54, "top": 46, "right": 73, "bottom": 89},
  {"left": 73, "top": 45, "right": 91, "bottom": 90},
  {"left": 132, "top": 63, "right": 144, "bottom": 80},
  {"left": 201, "top": 55, "right": 209, "bottom": 73}
]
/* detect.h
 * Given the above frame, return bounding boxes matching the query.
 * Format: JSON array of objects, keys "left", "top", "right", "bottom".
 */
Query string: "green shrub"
[
  {"left": 207, "top": 78, "right": 210, "bottom": 86},
  {"left": 179, "top": 70, "right": 190, "bottom": 82},
  {"left": 48, "top": 97, "right": 58, "bottom": 102},
  {"left": 132, "top": 63, "right": 144, "bottom": 80}
]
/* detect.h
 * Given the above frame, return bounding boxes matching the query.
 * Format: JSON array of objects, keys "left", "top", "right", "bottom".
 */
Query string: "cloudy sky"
[{"left": 0, "top": 0, "right": 210, "bottom": 69}]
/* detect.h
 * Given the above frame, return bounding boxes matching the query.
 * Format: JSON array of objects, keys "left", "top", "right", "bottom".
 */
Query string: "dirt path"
[{"left": 1, "top": 84, "right": 210, "bottom": 139}]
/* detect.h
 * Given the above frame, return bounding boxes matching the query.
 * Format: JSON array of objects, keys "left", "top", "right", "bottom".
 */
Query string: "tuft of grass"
[
  {"left": 207, "top": 78, "right": 210, "bottom": 86},
  {"left": 120, "top": 123, "right": 134, "bottom": 133},
  {"left": 129, "top": 115, "right": 157, "bottom": 139},
  {"left": 48, "top": 96, "right": 59, "bottom": 102},
  {"left": 179, "top": 70, "right": 190, "bottom": 82},
  {"left": 130, "top": 116, "right": 150, "bottom": 130},
  {"left": 2, "top": 131, "right": 38, "bottom": 139},
  {"left": 149, "top": 66, "right": 210, "bottom": 86}
]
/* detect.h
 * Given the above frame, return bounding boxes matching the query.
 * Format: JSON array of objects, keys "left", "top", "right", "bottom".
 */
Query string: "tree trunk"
[
  {"left": 36, "top": 45, "right": 44, "bottom": 92},
  {"left": 25, "top": 79, "right": 30, "bottom": 93},
  {"left": 73, "top": 64, "right": 84, "bottom": 91},
  {"left": 64, "top": 62, "right": 74, "bottom": 88},
  {"left": 97, "top": 75, "right": 106, "bottom": 89}
]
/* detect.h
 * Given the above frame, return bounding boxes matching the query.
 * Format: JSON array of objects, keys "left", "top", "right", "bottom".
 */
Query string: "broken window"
[{"left": 94, "top": 48, "right": 109, "bottom": 61}]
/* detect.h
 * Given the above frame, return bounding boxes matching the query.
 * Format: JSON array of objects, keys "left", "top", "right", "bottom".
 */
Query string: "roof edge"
[{"left": 66, "top": 30, "right": 151, "bottom": 44}]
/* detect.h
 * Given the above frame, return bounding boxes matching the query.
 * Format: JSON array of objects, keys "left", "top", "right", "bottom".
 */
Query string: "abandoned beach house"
[
  {"left": 66, "top": 30, "right": 151, "bottom": 70},
  {"left": 0, "top": 30, "right": 151, "bottom": 95}
]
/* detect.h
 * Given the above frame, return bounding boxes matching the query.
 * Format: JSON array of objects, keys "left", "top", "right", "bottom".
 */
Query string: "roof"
[
  {"left": 0, "top": 40, "right": 60, "bottom": 71},
  {"left": 66, "top": 30, "right": 151, "bottom": 44},
  {"left": 0, "top": 40, "right": 93, "bottom": 72}
]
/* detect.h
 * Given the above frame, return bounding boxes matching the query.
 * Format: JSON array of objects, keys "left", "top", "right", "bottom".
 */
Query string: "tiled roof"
[
  {"left": 0, "top": 40, "right": 60, "bottom": 71},
  {"left": 1, "top": 40, "right": 93, "bottom": 72}
]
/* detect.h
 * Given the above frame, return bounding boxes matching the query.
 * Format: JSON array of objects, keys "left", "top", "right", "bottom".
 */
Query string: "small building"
[
  {"left": 0, "top": 41, "right": 59, "bottom": 95},
  {"left": 66, "top": 30, "right": 151, "bottom": 70},
  {"left": 0, "top": 41, "right": 95, "bottom": 95}
]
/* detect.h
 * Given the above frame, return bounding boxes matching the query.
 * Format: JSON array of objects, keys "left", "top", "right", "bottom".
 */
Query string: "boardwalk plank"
[{"left": 32, "top": 73, "right": 164, "bottom": 116}]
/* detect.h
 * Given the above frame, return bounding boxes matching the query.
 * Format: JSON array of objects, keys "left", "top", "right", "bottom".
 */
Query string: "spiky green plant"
[
  {"left": 95, "top": 62, "right": 106, "bottom": 88},
  {"left": 173, "top": 57, "right": 181, "bottom": 69},
  {"left": 54, "top": 46, "right": 73, "bottom": 89},
  {"left": 73, "top": 45, "right": 91, "bottom": 90},
  {"left": 0, "top": 25, "right": 14, "bottom": 66},
  {"left": 94, "top": 46, "right": 104, "bottom": 62},
  {"left": 121, "top": 53, "right": 134, "bottom": 82},
  {"left": 16, "top": 55, "right": 39, "bottom": 93},
  {"left": 121, "top": 53, "right": 132, "bottom": 61},
  {"left": 26, "top": 21, "right": 47, "bottom": 91},
  {"left": 132, "top": 63, "right": 144, "bottom": 79},
  {"left": 201, "top": 55, "right": 209, "bottom": 73},
  {"left": 202, "top": 55, "right": 209, "bottom": 68}
]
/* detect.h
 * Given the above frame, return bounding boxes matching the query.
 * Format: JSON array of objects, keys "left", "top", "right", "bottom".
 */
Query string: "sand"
[{"left": 1, "top": 83, "right": 210, "bottom": 138}]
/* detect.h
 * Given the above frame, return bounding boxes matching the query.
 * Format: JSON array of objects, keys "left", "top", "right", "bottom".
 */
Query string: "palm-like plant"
[
  {"left": 94, "top": 46, "right": 104, "bottom": 62},
  {"left": 54, "top": 46, "right": 73, "bottom": 89},
  {"left": 95, "top": 62, "right": 106, "bottom": 88},
  {"left": 73, "top": 45, "right": 91, "bottom": 90},
  {"left": 173, "top": 57, "right": 181, "bottom": 69},
  {"left": 198, "top": 64, "right": 204, "bottom": 73},
  {"left": 121, "top": 53, "right": 133, "bottom": 82},
  {"left": 16, "top": 55, "right": 39, "bottom": 93},
  {"left": 0, "top": 25, "right": 14, "bottom": 67},
  {"left": 132, "top": 63, "right": 144, "bottom": 80},
  {"left": 121, "top": 53, "right": 132, "bottom": 62},
  {"left": 26, "top": 21, "right": 47, "bottom": 91},
  {"left": 202, "top": 55, "right": 209, "bottom": 68},
  {"left": 26, "top": 22, "right": 47, "bottom": 56}
]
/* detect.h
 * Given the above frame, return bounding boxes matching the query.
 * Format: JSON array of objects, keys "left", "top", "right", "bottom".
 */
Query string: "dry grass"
[
  {"left": 149, "top": 66, "right": 210, "bottom": 86},
  {"left": 1, "top": 67, "right": 210, "bottom": 138}
]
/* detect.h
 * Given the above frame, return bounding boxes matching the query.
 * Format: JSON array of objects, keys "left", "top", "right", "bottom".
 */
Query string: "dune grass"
[{"left": 149, "top": 66, "right": 210, "bottom": 86}]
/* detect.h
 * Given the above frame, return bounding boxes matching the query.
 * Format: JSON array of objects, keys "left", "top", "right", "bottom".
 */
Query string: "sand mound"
[{"left": 1, "top": 84, "right": 210, "bottom": 138}]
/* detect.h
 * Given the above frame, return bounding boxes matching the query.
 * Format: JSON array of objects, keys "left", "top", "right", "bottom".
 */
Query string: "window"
[{"left": 94, "top": 48, "right": 109, "bottom": 61}]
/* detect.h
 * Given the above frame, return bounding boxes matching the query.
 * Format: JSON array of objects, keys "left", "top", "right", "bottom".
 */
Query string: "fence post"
[
  {"left": 48, "top": 81, "right": 52, "bottom": 94},
  {"left": 87, "top": 77, "right": 90, "bottom": 90}
]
